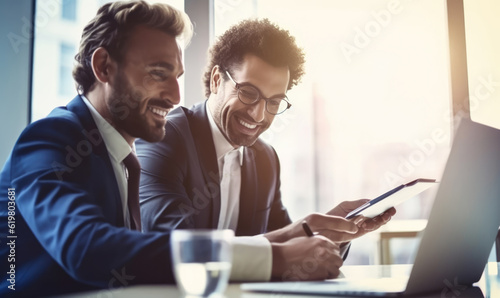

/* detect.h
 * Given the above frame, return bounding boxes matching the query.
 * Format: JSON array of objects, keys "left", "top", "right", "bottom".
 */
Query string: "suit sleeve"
[
  {"left": 9, "top": 118, "right": 174, "bottom": 288},
  {"left": 137, "top": 121, "right": 199, "bottom": 232}
]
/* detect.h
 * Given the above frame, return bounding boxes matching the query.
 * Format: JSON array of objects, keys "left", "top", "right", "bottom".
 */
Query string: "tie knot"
[{"left": 123, "top": 152, "right": 140, "bottom": 176}]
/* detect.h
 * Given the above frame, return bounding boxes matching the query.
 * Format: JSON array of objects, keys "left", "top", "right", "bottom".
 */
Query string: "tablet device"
[{"left": 345, "top": 178, "right": 437, "bottom": 219}]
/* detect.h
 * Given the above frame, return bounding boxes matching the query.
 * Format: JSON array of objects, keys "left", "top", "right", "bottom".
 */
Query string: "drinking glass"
[{"left": 171, "top": 229, "right": 234, "bottom": 297}]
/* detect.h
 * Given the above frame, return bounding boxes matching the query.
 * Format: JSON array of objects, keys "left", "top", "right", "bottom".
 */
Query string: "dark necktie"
[{"left": 123, "top": 152, "right": 142, "bottom": 231}]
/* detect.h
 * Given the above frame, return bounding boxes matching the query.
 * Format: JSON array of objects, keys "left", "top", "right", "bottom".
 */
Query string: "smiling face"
[
  {"left": 104, "top": 25, "right": 184, "bottom": 143},
  {"left": 208, "top": 54, "right": 290, "bottom": 147}
]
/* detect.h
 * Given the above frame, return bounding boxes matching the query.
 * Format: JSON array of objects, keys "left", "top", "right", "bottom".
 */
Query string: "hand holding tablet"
[{"left": 345, "top": 178, "right": 438, "bottom": 219}]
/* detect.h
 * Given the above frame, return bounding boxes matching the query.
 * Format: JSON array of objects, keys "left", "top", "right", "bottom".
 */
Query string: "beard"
[
  {"left": 224, "top": 110, "right": 270, "bottom": 147},
  {"left": 106, "top": 71, "right": 166, "bottom": 143},
  {"left": 226, "top": 120, "right": 261, "bottom": 146},
  {"left": 211, "top": 91, "right": 269, "bottom": 147}
]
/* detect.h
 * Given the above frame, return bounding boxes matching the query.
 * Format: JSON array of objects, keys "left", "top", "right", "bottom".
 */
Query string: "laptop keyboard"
[{"left": 242, "top": 277, "right": 409, "bottom": 297}]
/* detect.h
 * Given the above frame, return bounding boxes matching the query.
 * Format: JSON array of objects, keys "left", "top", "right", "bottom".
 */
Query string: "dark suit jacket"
[
  {"left": 137, "top": 102, "right": 292, "bottom": 236},
  {"left": 0, "top": 96, "right": 174, "bottom": 297}
]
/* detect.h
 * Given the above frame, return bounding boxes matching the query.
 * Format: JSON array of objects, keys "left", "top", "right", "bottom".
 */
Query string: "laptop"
[{"left": 242, "top": 119, "right": 500, "bottom": 297}]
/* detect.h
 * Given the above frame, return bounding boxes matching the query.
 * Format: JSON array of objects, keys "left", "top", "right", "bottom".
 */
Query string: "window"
[
  {"left": 59, "top": 43, "right": 76, "bottom": 97},
  {"left": 61, "top": 0, "right": 77, "bottom": 21},
  {"left": 214, "top": 0, "right": 452, "bottom": 264},
  {"left": 31, "top": 0, "right": 185, "bottom": 121},
  {"left": 463, "top": 0, "right": 500, "bottom": 130}
]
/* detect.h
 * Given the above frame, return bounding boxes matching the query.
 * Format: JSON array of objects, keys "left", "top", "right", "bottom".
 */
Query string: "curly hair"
[
  {"left": 73, "top": 0, "right": 192, "bottom": 95},
  {"left": 203, "top": 18, "right": 306, "bottom": 98}
]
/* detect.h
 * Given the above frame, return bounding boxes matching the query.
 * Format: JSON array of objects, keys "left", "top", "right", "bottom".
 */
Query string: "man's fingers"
[
  {"left": 339, "top": 199, "right": 370, "bottom": 211},
  {"left": 314, "top": 236, "right": 343, "bottom": 279},
  {"left": 352, "top": 215, "right": 366, "bottom": 225},
  {"left": 272, "top": 236, "right": 343, "bottom": 281},
  {"left": 385, "top": 207, "right": 397, "bottom": 217},
  {"left": 320, "top": 230, "right": 359, "bottom": 243},
  {"left": 361, "top": 208, "right": 396, "bottom": 230},
  {"left": 327, "top": 199, "right": 370, "bottom": 216},
  {"left": 307, "top": 213, "right": 359, "bottom": 234}
]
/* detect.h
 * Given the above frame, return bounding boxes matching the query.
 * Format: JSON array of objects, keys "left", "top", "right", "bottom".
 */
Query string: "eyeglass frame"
[{"left": 224, "top": 71, "right": 292, "bottom": 115}]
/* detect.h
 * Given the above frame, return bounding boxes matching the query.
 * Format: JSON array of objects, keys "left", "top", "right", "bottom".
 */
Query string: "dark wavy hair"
[
  {"left": 73, "top": 0, "right": 192, "bottom": 95},
  {"left": 203, "top": 18, "right": 305, "bottom": 98}
]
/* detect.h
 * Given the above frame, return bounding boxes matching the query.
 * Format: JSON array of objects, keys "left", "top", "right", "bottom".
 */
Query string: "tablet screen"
[{"left": 346, "top": 179, "right": 437, "bottom": 219}]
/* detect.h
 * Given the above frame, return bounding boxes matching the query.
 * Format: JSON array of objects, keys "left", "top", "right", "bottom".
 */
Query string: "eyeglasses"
[{"left": 225, "top": 71, "right": 291, "bottom": 115}]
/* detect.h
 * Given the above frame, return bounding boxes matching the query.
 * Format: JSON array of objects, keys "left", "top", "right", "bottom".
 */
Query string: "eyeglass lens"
[{"left": 238, "top": 85, "right": 288, "bottom": 114}]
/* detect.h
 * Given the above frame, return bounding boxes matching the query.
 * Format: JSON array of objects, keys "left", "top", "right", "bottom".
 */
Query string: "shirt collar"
[
  {"left": 81, "top": 95, "right": 133, "bottom": 163},
  {"left": 206, "top": 102, "right": 244, "bottom": 165}
]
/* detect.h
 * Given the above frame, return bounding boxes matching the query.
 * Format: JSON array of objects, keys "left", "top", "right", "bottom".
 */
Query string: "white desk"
[{"left": 59, "top": 263, "right": 500, "bottom": 298}]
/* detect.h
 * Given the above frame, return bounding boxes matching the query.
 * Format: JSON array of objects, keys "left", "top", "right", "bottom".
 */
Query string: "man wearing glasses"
[{"left": 136, "top": 19, "right": 395, "bottom": 282}]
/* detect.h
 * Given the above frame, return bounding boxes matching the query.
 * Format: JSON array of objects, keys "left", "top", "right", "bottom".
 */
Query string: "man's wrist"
[
  {"left": 270, "top": 242, "right": 286, "bottom": 280},
  {"left": 264, "top": 227, "right": 290, "bottom": 243}
]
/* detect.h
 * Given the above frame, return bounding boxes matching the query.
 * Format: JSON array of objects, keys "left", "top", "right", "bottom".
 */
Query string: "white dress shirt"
[
  {"left": 206, "top": 105, "right": 243, "bottom": 230},
  {"left": 82, "top": 96, "right": 133, "bottom": 229},
  {"left": 217, "top": 149, "right": 242, "bottom": 230},
  {"left": 206, "top": 103, "right": 273, "bottom": 281}
]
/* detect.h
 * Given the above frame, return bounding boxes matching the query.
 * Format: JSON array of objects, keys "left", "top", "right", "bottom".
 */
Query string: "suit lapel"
[
  {"left": 66, "top": 95, "right": 125, "bottom": 226},
  {"left": 188, "top": 103, "right": 222, "bottom": 228},
  {"left": 237, "top": 147, "right": 259, "bottom": 236}
]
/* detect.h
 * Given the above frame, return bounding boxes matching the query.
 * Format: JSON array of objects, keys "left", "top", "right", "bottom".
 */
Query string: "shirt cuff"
[{"left": 229, "top": 235, "right": 272, "bottom": 281}]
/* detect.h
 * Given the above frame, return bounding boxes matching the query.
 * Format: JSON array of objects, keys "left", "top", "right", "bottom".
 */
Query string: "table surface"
[{"left": 59, "top": 262, "right": 500, "bottom": 298}]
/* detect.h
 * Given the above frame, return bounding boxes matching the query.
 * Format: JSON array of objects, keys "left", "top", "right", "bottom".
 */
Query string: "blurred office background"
[{"left": 1, "top": 0, "right": 497, "bottom": 265}]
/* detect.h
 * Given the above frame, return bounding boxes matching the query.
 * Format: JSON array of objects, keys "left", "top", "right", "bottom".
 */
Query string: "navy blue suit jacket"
[
  {"left": 0, "top": 96, "right": 174, "bottom": 297},
  {"left": 136, "top": 102, "right": 292, "bottom": 235}
]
